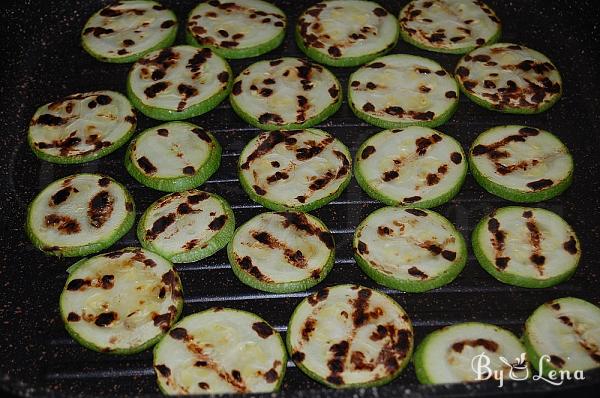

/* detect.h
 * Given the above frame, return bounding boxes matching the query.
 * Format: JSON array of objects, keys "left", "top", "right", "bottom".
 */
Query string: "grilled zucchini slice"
[
  {"left": 355, "top": 126, "right": 467, "bottom": 207},
  {"left": 60, "top": 247, "right": 183, "bottom": 354},
  {"left": 348, "top": 54, "right": 458, "bottom": 128},
  {"left": 138, "top": 190, "right": 235, "bottom": 263},
  {"left": 399, "top": 0, "right": 501, "bottom": 54},
  {"left": 295, "top": 1, "right": 399, "bottom": 67},
  {"left": 81, "top": 1, "right": 177, "bottom": 63},
  {"left": 229, "top": 57, "right": 342, "bottom": 130},
  {"left": 154, "top": 308, "right": 286, "bottom": 395},
  {"left": 469, "top": 125, "right": 573, "bottom": 202},
  {"left": 28, "top": 91, "right": 136, "bottom": 164},
  {"left": 228, "top": 211, "right": 334, "bottom": 293},
  {"left": 127, "top": 45, "right": 232, "bottom": 120},
  {"left": 238, "top": 129, "right": 352, "bottom": 211},
  {"left": 26, "top": 174, "right": 135, "bottom": 257},
  {"left": 472, "top": 207, "right": 580, "bottom": 288},
  {"left": 455, "top": 43, "right": 562, "bottom": 114},
  {"left": 186, "top": 0, "right": 286, "bottom": 59},
  {"left": 287, "top": 284, "right": 413, "bottom": 388},
  {"left": 414, "top": 322, "right": 529, "bottom": 384},
  {"left": 353, "top": 207, "right": 466, "bottom": 292},
  {"left": 125, "top": 122, "right": 221, "bottom": 192},
  {"left": 524, "top": 297, "right": 600, "bottom": 376}
]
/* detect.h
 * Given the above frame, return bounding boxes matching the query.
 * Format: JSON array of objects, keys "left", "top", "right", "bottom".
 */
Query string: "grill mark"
[
  {"left": 403, "top": 196, "right": 421, "bottom": 204},
  {"left": 488, "top": 217, "right": 508, "bottom": 268},
  {"left": 408, "top": 266, "right": 428, "bottom": 279},
  {"left": 450, "top": 152, "right": 462, "bottom": 164},
  {"left": 405, "top": 208, "right": 427, "bottom": 217},
  {"left": 51, "top": 187, "right": 74, "bottom": 205},
  {"left": 67, "top": 312, "right": 80, "bottom": 322},
  {"left": 563, "top": 236, "right": 578, "bottom": 254},
  {"left": 137, "top": 156, "right": 157, "bottom": 174},
  {"left": 208, "top": 215, "right": 228, "bottom": 231},
  {"left": 144, "top": 81, "right": 169, "bottom": 98},
  {"left": 301, "top": 317, "right": 316, "bottom": 341},
  {"left": 192, "top": 127, "right": 212, "bottom": 143},
  {"left": 527, "top": 179, "right": 554, "bottom": 191},
  {"left": 361, "top": 145, "right": 376, "bottom": 160},
  {"left": 296, "top": 136, "right": 334, "bottom": 161},
  {"left": 415, "top": 134, "right": 442, "bottom": 155},
  {"left": 146, "top": 213, "right": 176, "bottom": 240},
  {"left": 549, "top": 355, "right": 565, "bottom": 368},
  {"left": 237, "top": 256, "right": 269, "bottom": 281},
  {"left": 95, "top": 311, "right": 117, "bottom": 327},
  {"left": 258, "top": 113, "right": 284, "bottom": 125},
  {"left": 87, "top": 191, "right": 114, "bottom": 228},
  {"left": 307, "top": 288, "right": 329, "bottom": 306},
  {"left": 251, "top": 231, "right": 307, "bottom": 268},
  {"left": 169, "top": 327, "right": 189, "bottom": 340},
  {"left": 524, "top": 213, "right": 545, "bottom": 273},
  {"left": 279, "top": 211, "right": 334, "bottom": 249},
  {"left": 252, "top": 322, "right": 274, "bottom": 339},
  {"left": 452, "top": 338, "right": 499, "bottom": 353}
]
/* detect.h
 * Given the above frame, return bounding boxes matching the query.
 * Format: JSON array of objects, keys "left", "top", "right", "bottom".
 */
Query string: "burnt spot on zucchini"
[
  {"left": 301, "top": 317, "right": 317, "bottom": 341},
  {"left": 450, "top": 152, "right": 462, "bottom": 164},
  {"left": 563, "top": 236, "right": 578, "bottom": 254},
  {"left": 95, "top": 311, "right": 118, "bottom": 327},
  {"left": 144, "top": 81, "right": 170, "bottom": 98},
  {"left": 405, "top": 208, "right": 427, "bottom": 217},
  {"left": 45, "top": 214, "right": 81, "bottom": 234},
  {"left": 208, "top": 214, "right": 228, "bottom": 231},
  {"left": 307, "top": 287, "right": 329, "bottom": 306},
  {"left": 452, "top": 338, "right": 499, "bottom": 353},
  {"left": 147, "top": 213, "right": 176, "bottom": 240},
  {"left": 88, "top": 190, "right": 114, "bottom": 228},
  {"left": 51, "top": 186, "right": 75, "bottom": 205},
  {"left": 67, "top": 312, "right": 81, "bottom": 322},
  {"left": 549, "top": 355, "right": 565, "bottom": 368},
  {"left": 137, "top": 156, "right": 157, "bottom": 174},
  {"left": 408, "top": 266, "right": 428, "bottom": 279},
  {"left": 527, "top": 178, "right": 554, "bottom": 191},
  {"left": 252, "top": 322, "right": 274, "bottom": 339},
  {"left": 155, "top": 364, "right": 171, "bottom": 377},
  {"left": 237, "top": 255, "right": 269, "bottom": 281}
]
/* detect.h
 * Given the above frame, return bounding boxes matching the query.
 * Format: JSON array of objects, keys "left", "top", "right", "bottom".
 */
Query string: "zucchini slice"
[
  {"left": 28, "top": 91, "right": 136, "bottom": 164},
  {"left": 238, "top": 129, "right": 352, "bottom": 211},
  {"left": 524, "top": 297, "right": 600, "bottom": 376},
  {"left": 348, "top": 54, "right": 459, "bottom": 128},
  {"left": 399, "top": 0, "right": 501, "bottom": 54},
  {"left": 469, "top": 125, "right": 573, "bottom": 202},
  {"left": 138, "top": 190, "right": 235, "bottom": 263},
  {"left": 81, "top": 1, "right": 177, "bottom": 63},
  {"left": 125, "top": 122, "right": 221, "bottom": 192},
  {"left": 287, "top": 284, "right": 413, "bottom": 388},
  {"left": 295, "top": 1, "right": 399, "bottom": 67},
  {"left": 229, "top": 57, "right": 342, "bottom": 130},
  {"left": 353, "top": 207, "right": 466, "bottom": 292},
  {"left": 154, "top": 307, "right": 286, "bottom": 394},
  {"left": 186, "top": 0, "right": 286, "bottom": 59},
  {"left": 127, "top": 45, "right": 232, "bottom": 120},
  {"left": 414, "top": 322, "right": 529, "bottom": 384},
  {"left": 472, "top": 206, "right": 581, "bottom": 288},
  {"left": 355, "top": 126, "right": 467, "bottom": 207},
  {"left": 60, "top": 247, "right": 183, "bottom": 354},
  {"left": 455, "top": 43, "right": 562, "bottom": 114},
  {"left": 228, "top": 211, "right": 335, "bottom": 293},
  {"left": 26, "top": 174, "right": 135, "bottom": 257}
]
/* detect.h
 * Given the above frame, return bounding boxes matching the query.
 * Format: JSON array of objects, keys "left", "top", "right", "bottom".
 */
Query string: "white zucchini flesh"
[
  {"left": 456, "top": 43, "right": 562, "bottom": 111},
  {"left": 354, "top": 207, "right": 464, "bottom": 282},
  {"left": 129, "top": 45, "right": 230, "bottom": 112},
  {"left": 130, "top": 122, "right": 216, "bottom": 178},
  {"left": 399, "top": 0, "right": 500, "bottom": 51},
  {"left": 230, "top": 212, "right": 334, "bottom": 284},
  {"left": 239, "top": 129, "right": 351, "bottom": 208},
  {"left": 470, "top": 126, "right": 572, "bottom": 193},
  {"left": 82, "top": 1, "right": 177, "bottom": 61},
  {"left": 356, "top": 127, "right": 466, "bottom": 206},
  {"left": 416, "top": 322, "right": 528, "bottom": 384},
  {"left": 349, "top": 54, "right": 458, "bottom": 124},
  {"left": 230, "top": 57, "right": 340, "bottom": 126},
  {"left": 297, "top": 0, "right": 398, "bottom": 58},
  {"left": 29, "top": 91, "right": 136, "bottom": 161},
  {"left": 187, "top": 0, "right": 286, "bottom": 50},
  {"left": 154, "top": 308, "right": 286, "bottom": 394},
  {"left": 139, "top": 190, "right": 230, "bottom": 255},
  {"left": 525, "top": 297, "right": 600, "bottom": 372},
  {"left": 28, "top": 174, "right": 133, "bottom": 250},
  {"left": 475, "top": 207, "right": 580, "bottom": 281},
  {"left": 60, "top": 248, "right": 183, "bottom": 352},
  {"left": 288, "top": 284, "right": 413, "bottom": 387}
]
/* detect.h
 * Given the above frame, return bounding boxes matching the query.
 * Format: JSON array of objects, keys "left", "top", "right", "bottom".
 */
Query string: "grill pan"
[{"left": 1, "top": 0, "right": 599, "bottom": 396}]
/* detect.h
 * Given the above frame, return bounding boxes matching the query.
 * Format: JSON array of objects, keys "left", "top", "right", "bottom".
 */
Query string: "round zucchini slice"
[
  {"left": 399, "top": 0, "right": 501, "bottom": 54},
  {"left": 295, "top": 1, "right": 399, "bottom": 67},
  {"left": 348, "top": 54, "right": 459, "bottom": 128},
  {"left": 239, "top": 129, "right": 352, "bottom": 211},
  {"left": 154, "top": 307, "right": 286, "bottom": 394},
  {"left": 81, "top": 1, "right": 177, "bottom": 63},
  {"left": 138, "top": 190, "right": 235, "bottom": 263},
  {"left": 469, "top": 125, "right": 573, "bottom": 202},
  {"left": 229, "top": 57, "right": 342, "bottom": 130},
  {"left": 26, "top": 174, "right": 135, "bottom": 257},
  {"left": 60, "top": 247, "right": 183, "bottom": 354},
  {"left": 355, "top": 126, "right": 467, "bottom": 207},
  {"left": 414, "top": 322, "right": 529, "bottom": 384},
  {"left": 124, "top": 122, "right": 221, "bottom": 192},
  {"left": 127, "top": 45, "right": 232, "bottom": 120},
  {"left": 228, "top": 211, "right": 334, "bottom": 293},
  {"left": 353, "top": 207, "right": 466, "bottom": 292},
  {"left": 472, "top": 206, "right": 581, "bottom": 288},
  {"left": 186, "top": 0, "right": 286, "bottom": 59},
  {"left": 523, "top": 297, "right": 600, "bottom": 376},
  {"left": 28, "top": 91, "right": 136, "bottom": 164},
  {"left": 455, "top": 43, "right": 562, "bottom": 114},
  {"left": 287, "top": 284, "right": 414, "bottom": 388}
]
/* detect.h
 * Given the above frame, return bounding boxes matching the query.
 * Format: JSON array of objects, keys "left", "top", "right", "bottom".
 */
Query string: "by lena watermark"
[{"left": 471, "top": 352, "right": 585, "bottom": 388}]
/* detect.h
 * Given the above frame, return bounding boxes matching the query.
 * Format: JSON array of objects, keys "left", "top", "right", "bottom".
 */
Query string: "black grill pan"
[{"left": 1, "top": 0, "right": 599, "bottom": 396}]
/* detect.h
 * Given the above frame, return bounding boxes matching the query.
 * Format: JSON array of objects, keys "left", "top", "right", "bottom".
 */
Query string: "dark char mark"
[
  {"left": 137, "top": 156, "right": 157, "bottom": 174},
  {"left": 252, "top": 322, "right": 274, "bottom": 338},
  {"left": 88, "top": 190, "right": 114, "bottom": 228},
  {"left": 208, "top": 215, "right": 228, "bottom": 230}
]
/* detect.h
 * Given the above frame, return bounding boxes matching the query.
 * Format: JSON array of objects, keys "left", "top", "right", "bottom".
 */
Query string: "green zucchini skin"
[
  {"left": 124, "top": 122, "right": 222, "bottom": 192},
  {"left": 26, "top": 174, "right": 136, "bottom": 258},
  {"left": 353, "top": 207, "right": 467, "bottom": 292},
  {"left": 472, "top": 207, "right": 581, "bottom": 288},
  {"left": 137, "top": 190, "right": 235, "bottom": 263}
]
